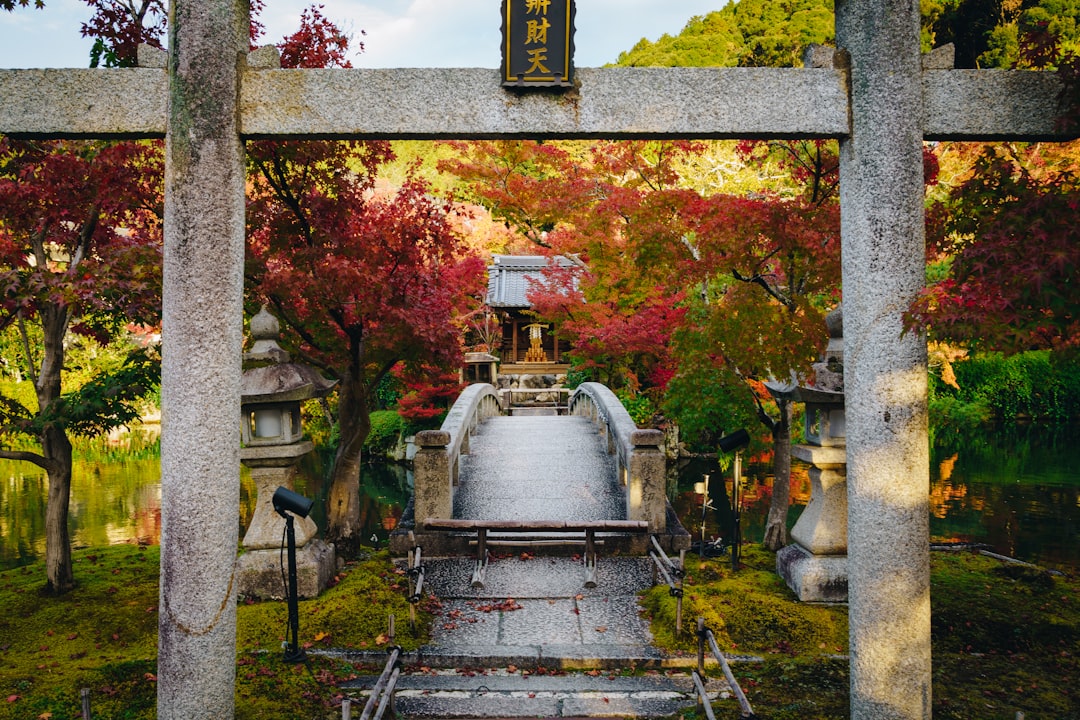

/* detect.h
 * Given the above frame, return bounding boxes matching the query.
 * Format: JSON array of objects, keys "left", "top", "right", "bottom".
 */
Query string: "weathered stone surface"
[
  {"left": 924, "top": 70, "right": 1067, "bottom": 140},
  {"left": 569, "top": 384, "right": 668, "bottom": 532},
  {"left": 837, "top": 0, "right": 933, "bottom": 715},
  {"left": 0, "top": 66, "right": 1070, "bottom": 143},
  {"left": 777, "top": 543, "right": 849, "bottom": 603},
  {"left": 137, "top": 43, "right": 168, "bottom": 69},
  {"left": 921, "top": 43, "right": 955, "bottom": 70},
  {"left": 0, "top": 69, "right": 167, "bottom": 137},
  {"left": 452, "top": 416, "right": 622, "bottom": 522},
  {"left": 240, "top": 464, "right": 319, "bottom": 549},
  {"left": 788, "top": 461, "right": 847, "bottom": 555},
  {"left": 239, "top": 66, "right": 850, "bottom": 140},
  {"left": 156, "top": 0, "right": 248, "bottom": 717},
  {"left": 236, "top": 539, "right": 336, "bottom": 600}
]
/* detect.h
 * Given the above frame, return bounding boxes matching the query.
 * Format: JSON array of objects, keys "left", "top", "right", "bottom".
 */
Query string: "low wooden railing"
[
  {"left": 694, "top": 617, "right": 756, "bottom": 719},
  {"left": 649, "top": 535, "right": 686, "bottom": 633},
  {"left": 422, "top": 518, "right": 648, "bottom": 588}
]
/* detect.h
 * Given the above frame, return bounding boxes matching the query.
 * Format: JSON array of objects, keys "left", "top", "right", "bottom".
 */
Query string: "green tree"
[
  {"left": 616, "top": 0, "right": 834, "bottom": 68},
  {"left": 0, "top": 138, "right": 162, "bottom": 594}
]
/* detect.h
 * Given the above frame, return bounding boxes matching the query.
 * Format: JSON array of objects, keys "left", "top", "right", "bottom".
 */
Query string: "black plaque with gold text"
[{"left": 501, "top": 0, "right": 576, "bottom": 88}]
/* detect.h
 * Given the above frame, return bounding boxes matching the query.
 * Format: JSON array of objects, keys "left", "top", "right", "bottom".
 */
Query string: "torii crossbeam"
[{"left": 1, "top": 0, "right": 1072, "bottom": 717}]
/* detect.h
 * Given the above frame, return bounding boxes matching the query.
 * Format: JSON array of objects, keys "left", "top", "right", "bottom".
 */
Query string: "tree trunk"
[
  {"left": 39, "top": 304, "right": 75, "bottom": 594},
  {"left": 324, "top": 373, "right": 372, "bottom": 559},
  {"left": 763, "top": 397, "right": 793, "bottom": 551},
  {"left": 43, "top": 426, "right": 75, "bottom": 594}
]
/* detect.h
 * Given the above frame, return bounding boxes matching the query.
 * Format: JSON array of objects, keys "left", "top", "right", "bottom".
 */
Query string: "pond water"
[{"left": 1, "top": 426, "right": 1077, "bottom": 572}]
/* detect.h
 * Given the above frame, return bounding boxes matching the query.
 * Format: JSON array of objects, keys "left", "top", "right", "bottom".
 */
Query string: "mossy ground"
[
  {"left": 0, "top": 545, "right": 430, "bottom": 720},
  {"left": 1, "top": 545, "right": 1078, "bottom": 719},
  {"left": 644, "top": 546, "right": 1080, "bottom": 719}
]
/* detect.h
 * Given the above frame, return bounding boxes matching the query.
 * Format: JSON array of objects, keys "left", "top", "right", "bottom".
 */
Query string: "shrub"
[
  {"left": 935, "top": 350, "right": 1080, "bottom": 424},
  {"left": 363, "top": 410, "right": 406, "bottom": 458}
]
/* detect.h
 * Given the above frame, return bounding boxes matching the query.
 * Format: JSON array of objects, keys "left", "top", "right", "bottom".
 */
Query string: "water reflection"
[
  {"left": 928, "top": 425, "right": 1080, "bottom": 571},
  {"left": 668, "top": 456, "right": 811, "bottom": 553},
  {"left": 0, "top": 449, "right": 412, "bottom": 569},
  {"left": 2, "top": 425, "right": 1077, "bottom": 571}
]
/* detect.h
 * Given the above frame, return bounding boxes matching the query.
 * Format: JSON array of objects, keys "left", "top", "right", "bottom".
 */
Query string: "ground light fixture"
[
  {"left": 273, "top": 486, "right": 314, "bottom": 663},
  {"left": 717, "top": 429, "right": 750, "bottom": 571},
  {"left": 693, "top": 473, "right": 715, "bottom": 560}
]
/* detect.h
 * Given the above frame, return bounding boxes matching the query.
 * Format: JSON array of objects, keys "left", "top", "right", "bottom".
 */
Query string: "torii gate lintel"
[{"left": 0, "top": 65, "right": 1071, "bottom": 142}]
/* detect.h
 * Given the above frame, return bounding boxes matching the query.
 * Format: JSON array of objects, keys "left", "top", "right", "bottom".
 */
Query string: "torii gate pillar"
[
  {"left": 838, "top": 0, "right": 932, "bottom": 717},
  {"left": 157, "top": 0, "right": 248, "bottom": 717}
]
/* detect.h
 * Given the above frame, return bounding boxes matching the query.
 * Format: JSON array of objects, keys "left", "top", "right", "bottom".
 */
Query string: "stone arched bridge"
[{"left": 391, "top": 382, "right": 689, "bottom": 557}]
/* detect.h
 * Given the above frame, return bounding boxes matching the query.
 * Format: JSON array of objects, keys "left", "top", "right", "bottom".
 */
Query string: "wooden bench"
[{"left": 422, "top": 518, "right": 649, "bottom": 589}]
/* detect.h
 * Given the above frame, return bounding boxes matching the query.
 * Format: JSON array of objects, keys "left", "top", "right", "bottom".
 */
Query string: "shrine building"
[{"left": 484, "top": 254, "right": 574, "bottom": 378}]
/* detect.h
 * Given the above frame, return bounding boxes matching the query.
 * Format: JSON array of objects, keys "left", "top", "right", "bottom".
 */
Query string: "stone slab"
[
  {"left": 240, "top": 67, "right": 851, "bottom": 139},
  {"left": 776, "top": 543, "right": 848, "bottom": 603},
  {"left": 340, "top": 670, "right": 726, "bottom": 718},
  {"left": 3, "top": 68, "right": 1070, "bottom": 142},
  {"left": 498, "top": 600, "right": 584, "bottom": 645},
  {"left": 236, "top": 539, "right": 336, "bottom": 600},
  {"left": 422, "top": 557, "right": 653, "bottom": 600}
]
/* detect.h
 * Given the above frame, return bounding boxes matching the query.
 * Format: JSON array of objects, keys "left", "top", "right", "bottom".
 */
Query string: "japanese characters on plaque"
[{"left": 501, "top": 0, "right": 576, "bottom": 88}]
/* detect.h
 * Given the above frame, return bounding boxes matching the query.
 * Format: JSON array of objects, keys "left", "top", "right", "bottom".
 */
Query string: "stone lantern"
[
  {"left": 236, "top": 306, "right": 338, "bottom": 599},
  {"left": 769, "top": 306, "right": 849, "bottom": 603}
]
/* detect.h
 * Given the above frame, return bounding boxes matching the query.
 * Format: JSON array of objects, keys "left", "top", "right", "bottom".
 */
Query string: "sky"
[{"left": 0, "top": 0, "right": 722, "bottom": 69}]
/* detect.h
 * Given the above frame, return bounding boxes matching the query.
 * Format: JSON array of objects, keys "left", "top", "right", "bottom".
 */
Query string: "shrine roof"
[{"left": 486, "top": 255, "right": 577, "bottom": 309}]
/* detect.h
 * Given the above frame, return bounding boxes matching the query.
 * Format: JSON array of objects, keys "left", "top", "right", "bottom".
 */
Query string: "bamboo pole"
[{"left": 706, "top": 628, "right": 754, "bottom": 717}]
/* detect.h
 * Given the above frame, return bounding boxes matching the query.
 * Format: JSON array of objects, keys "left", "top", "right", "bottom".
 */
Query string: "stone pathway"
[
  {"left": 418, "top": 556, "right": 662, "bottom": 669},
  {"left": 339, "top": 555, "right": 732, "bottom": 717},
  {"left": 452, "top": 415, "right": 624, "bottom": 523},
  {"left": 338, "top": 414, "right": 733, "bottom": 716},
  {"left": 342, "top": 670, "right": 730, "bottom": 718}
]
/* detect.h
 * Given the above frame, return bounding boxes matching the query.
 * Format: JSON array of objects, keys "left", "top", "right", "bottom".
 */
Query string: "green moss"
[
  {"left": 651, "top": 547, "right": 1080, "bottom": 720},
  {"left": 643, "top": 545, "right": 848, "bottom": 657},
  {"left": 0, "top": 546, "right": 432, "bottom": 720},
  {"left": 237, "top": 551, "right": 431, "bottom": 653}
]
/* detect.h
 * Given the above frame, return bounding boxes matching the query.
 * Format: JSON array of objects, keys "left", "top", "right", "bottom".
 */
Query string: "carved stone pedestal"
[
  {"left": 236, "top": 540, "right": 336, "bottom": 600},
  {"left": 236, "top": 448, "right": 336, "bottom": 600},
  {"left": 777, "top": 443, "right": 849, "bottom": 602},
  {"left": 777, "top": 543, "right": 848, "bottom": 603}
]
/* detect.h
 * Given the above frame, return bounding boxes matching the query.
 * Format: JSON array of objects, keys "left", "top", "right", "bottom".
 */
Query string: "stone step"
[{"left": 340, "top": 670, "right": 732, "bottom": 718}]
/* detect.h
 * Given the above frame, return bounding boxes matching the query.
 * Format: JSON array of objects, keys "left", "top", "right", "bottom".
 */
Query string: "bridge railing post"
[
  {"left": 413, "top": 430, "right": 453, "bottom": 521},
  {"left": 412, "top": 384, "right": 501, "bottom": 525},
  {"left": 628, "top": 429, "right": 666, "bottom": 531},
  {"left": 569, "top": 383, "right": 668, "bottom": 534}
]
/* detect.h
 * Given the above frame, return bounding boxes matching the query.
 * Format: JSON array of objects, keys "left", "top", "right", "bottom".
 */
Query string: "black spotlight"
[
  {"left": 272, "top": 486, "right": 313, "bottom": 663},
  {"left": 717, "top": 428, "right": 750, "bottom": 453},
  {"left": 718, "top": 430, "right": 749, "bottom": 571}
]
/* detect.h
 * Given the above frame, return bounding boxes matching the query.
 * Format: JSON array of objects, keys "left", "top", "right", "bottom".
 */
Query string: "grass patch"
[
  {"left": 642, "top": 546, "right": 848, "bottom": 658},
  {"left": 0, "top": 545, "right": 432, "bottom": 720}
]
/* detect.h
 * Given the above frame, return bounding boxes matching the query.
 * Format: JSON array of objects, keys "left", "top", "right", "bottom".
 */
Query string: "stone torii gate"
[{"left": 0, "top": 0, "right": 1071, "bottom": 717}]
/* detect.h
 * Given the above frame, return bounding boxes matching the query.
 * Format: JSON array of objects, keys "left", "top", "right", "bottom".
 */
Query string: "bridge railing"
[
  {"left": 568, "top": 382, "right": 668, "bottom": 533},
  {"left": 412, "top": 383, "right": 502, "bottom": 521}
]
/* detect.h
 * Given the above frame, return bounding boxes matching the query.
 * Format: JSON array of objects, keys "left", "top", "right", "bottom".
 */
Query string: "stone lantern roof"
[{"left": 241, "top": 306, "right": 337, "bottom": 404}]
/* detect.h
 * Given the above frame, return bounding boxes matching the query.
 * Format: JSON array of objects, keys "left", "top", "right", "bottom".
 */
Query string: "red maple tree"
[
  {"left": 910, "top": 141, "right": 1080, "bottom": 354},
  {"left": 444, "top": 138, "right": 845, "bottom": 551},
  {"left": 246, "top": 13, "right": 485, "bottom": 557}
]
